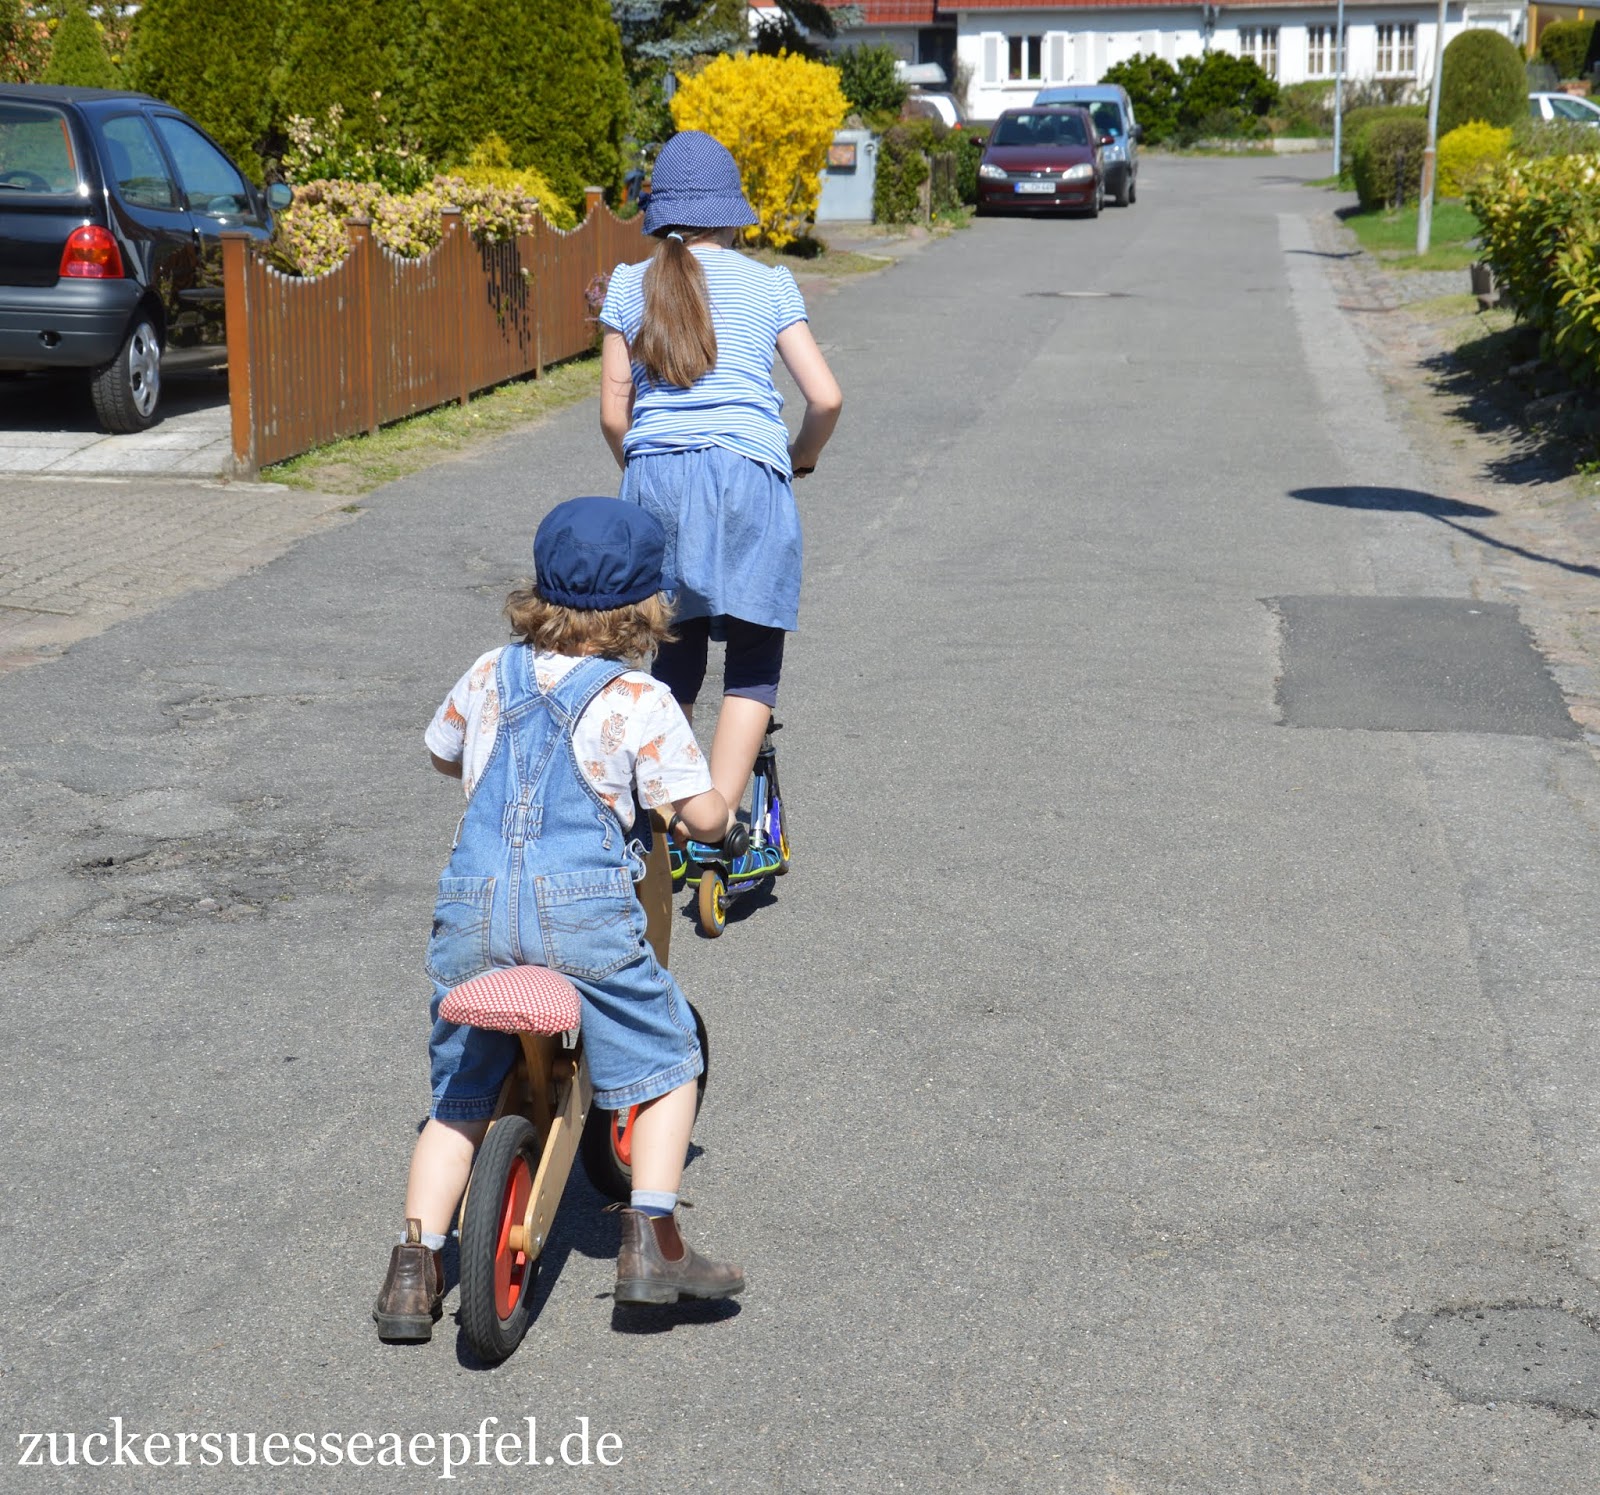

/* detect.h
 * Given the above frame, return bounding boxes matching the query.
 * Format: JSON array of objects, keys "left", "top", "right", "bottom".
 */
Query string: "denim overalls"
[{"left": 425, "top": 646, "right": 704, "bottom": 1120}]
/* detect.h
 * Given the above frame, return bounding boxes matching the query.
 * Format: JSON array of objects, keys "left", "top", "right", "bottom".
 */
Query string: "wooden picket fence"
[{"left": 221, "top": 188, "right": 646, "bottom": 476}]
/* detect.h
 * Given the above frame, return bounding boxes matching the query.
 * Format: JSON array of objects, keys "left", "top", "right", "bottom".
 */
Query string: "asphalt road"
[{"left": 5, "top": 156, "right": 1600, "bottom": 1491}]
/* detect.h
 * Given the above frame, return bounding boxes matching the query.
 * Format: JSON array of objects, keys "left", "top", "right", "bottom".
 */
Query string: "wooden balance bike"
[{"left": 439, "top": 811, "right": 725, "bottom": 1363}]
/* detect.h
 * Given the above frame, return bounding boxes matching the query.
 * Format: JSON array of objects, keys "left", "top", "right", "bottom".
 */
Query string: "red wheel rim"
[
  {"left": 613, "top": 1106, "right": 638, "bottom": 1168},
  {"left": 494, "top": 1151, "right": 534, "bottom": 1319}
]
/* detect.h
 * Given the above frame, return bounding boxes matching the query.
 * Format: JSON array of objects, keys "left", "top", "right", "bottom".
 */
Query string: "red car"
[{"left": 975, "top": 105, "right": 1104, "bottom": 218}]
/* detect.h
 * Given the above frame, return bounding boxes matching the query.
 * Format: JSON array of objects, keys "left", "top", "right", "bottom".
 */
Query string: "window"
[
  {"left": 152, "top": 114, "right": 248, "bottom": 215},
  {"left": 1239, "top": 26, "right": 1279, "bottom": 79},
  {"left": 0, "top": 102, "right": 81, "bottom": 196},
  {"left": 1008, "top": 34, "right": 1043, "bottom": 82},
  {"left": 101, "top": 113, "right": 179, "bottom": 210},
  {"left": 1376, "top": 22, "right": 1416, "bottom": 75},
  {"left": 1307, "top": 23, "right": 1347, "bottom": 77}
]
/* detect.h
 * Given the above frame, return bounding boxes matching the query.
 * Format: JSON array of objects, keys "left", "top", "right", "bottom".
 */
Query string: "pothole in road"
[{"left": 1397, "top": 1304, "right": 1600, "bottom": 1420}]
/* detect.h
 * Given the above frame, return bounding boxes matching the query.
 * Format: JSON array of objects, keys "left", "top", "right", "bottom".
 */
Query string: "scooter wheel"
[
  {"left": 697, "top": 868, "right": 727, "bottom": 938},
  {"left": 772, "top": 795, "right": 790, "bottom": 876},
  {"left": 579, "top": 1005, "right": 710, "bottom": 1201},
  {"left": 459, "top": 1115, "right": 541, "bottom": 1364}
]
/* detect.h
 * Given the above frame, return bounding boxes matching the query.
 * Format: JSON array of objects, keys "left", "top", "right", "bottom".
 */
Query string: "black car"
[{"left": 0, "top": 85, "right": 290, "bottom": 431}]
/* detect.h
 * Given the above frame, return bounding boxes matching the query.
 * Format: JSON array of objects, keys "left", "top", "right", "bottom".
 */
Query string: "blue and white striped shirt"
[{"left": 599, "top": 247, "right": 809, "bottom": 477}]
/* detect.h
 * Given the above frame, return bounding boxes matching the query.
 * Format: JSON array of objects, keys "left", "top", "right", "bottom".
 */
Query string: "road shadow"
[
  {"left": 0, "top": 367, "right": 229, "bottom": 433},
  {"left": 1288, "top": 485, "right": 1600, "bottom": 580}
]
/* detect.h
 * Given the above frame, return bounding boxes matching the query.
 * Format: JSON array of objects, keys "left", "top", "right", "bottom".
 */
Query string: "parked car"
[
  {"left": 1033, "top": 84, "right": 1141, "bottom": 206},
  {"left": 975, "top": 105, "right": 1104, "bottom": 217},
  {"left": 0, "top": 84, "right": 290, "bottom": 432},
  {"left": 903, "top": 91, "right": 968, "bottom": 130},
  {"left": 1528, "top": 90, "right": 1600, "bottom": 126}
]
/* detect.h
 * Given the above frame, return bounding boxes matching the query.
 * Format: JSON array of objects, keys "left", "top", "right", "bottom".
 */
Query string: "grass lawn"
[{"left": 1341, "top": 200, "right": 1481, "bottom": 270}]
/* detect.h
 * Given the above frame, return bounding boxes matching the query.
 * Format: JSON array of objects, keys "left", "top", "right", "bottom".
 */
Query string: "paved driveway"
[
  {"left": 3, "top": 156, "right": 1599, "bottom": 1491},
  {"left": 0, "top": 367, "right": 232, "bottom": 476}
]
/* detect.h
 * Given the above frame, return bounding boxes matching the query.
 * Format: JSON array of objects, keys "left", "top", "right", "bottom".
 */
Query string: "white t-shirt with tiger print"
[{"left": 424, "top": 648, "right": 710, "bottom": 830}]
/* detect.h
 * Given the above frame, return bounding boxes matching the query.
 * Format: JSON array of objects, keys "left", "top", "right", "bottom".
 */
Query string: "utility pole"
[
  {"left": 1332, "top": 0, "right": 1347, "bottom": 182},
  {"left": 1417, "top": 0, "right": 1450, "bottom": 255}
]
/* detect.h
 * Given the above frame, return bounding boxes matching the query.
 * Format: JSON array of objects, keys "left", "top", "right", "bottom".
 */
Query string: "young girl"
[
  {"left": 373, "top": 497, "right": 744, "bottom": 1342},
  {"left": 599, "top": 130, "right": 843, "bottom": 881}
]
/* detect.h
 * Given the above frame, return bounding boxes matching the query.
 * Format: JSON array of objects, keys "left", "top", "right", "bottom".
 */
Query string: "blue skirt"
[{"left": 619, "top": 445, "right": 802, "bottom": 632}]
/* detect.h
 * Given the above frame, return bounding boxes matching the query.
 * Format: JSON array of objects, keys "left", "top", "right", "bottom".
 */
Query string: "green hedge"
[
  {"left": 1470, "top": 155, "right": 1600, "bottom": 382},
  {"left": 1439, "top": 29, "right": 1527, "bottom": 134},
  {"left": 1340, "top": 103, "right": 1426, "bottom": 179},
  {"left": 1352, "top": 116, "right": 1429, "bottom": 208},
  {"left": 1538, "top": 20, "right": 1596, "bottom": 81}
]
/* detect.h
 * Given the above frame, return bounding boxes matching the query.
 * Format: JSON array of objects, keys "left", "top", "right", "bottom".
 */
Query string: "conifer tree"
[
  {"left": 127, "top": 0, "right": 279, "bottom": 168},
  {"left": 272, "top": 0, "right": 421, "bottom": 145},
  {"left": 44, "top": 0, "right": 119, "bottom": 89}
]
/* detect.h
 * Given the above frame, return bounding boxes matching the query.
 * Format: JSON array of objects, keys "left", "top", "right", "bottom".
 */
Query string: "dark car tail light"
[{"left": 59, "top": 225, "right": 124, "bottom": 280}]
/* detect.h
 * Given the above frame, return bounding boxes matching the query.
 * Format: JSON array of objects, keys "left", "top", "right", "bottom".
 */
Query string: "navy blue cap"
[
  {"left": 644, "top": 130, "right": 758, "bottom": 235},
  {"left": 533, "top": 498, "right": 666, "bottom": 610}
]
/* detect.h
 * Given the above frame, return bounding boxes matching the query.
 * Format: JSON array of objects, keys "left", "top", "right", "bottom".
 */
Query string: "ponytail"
[{"left": 634, "top": 231, "right": 718, "bottom": 388}]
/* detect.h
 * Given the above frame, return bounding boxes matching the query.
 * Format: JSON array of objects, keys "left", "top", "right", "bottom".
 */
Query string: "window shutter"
[
  {"left": 982, "top": 32, "right": 1001, "bottom": 85},
  {"left": 1046, "top": 32, "right": 1068, "bottom": 83}
]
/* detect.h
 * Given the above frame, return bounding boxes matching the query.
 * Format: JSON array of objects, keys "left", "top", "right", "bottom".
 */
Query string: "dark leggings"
[{"left": 653, "top": 616, "right": 785, "bottom": 709}]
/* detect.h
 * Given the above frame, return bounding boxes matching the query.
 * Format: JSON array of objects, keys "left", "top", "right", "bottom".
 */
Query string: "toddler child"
[{"left": 373, "top": 497, "right": 744, "bottom": 1342}]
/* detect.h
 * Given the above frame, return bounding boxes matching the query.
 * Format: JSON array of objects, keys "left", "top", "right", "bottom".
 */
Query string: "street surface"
[{"left": 4, "top": 155, "right": 1600, "bottom": 1491}]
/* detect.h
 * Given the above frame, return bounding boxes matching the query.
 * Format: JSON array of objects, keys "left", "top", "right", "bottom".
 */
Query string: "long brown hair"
[{"left": 633, "top": 228, "right": 720, "bottom": 388}]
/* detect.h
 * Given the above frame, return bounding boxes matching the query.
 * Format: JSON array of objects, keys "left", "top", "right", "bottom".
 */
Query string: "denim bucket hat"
[
  {"left": 534, "top": 497, "right": 667, "bottom": 610},
  {"left": 643, "top": 130, "right": 758, "bottom": 235}
]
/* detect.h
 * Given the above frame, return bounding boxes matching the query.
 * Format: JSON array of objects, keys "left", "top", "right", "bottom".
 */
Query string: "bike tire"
[{"left": 458, "top": 1115, "right": 541, "bottom": 1363}]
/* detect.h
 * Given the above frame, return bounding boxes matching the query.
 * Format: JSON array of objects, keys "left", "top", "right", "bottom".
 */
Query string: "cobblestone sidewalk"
[
  {"left": 1316, "top": 213, "right": 1600, "bottom": 746},
  {"left": 0, "top": 477, "right": 354, "bottom": 674}
]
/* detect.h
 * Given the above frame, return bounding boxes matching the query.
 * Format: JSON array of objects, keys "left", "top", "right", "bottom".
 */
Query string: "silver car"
[{"left": 1033, "top": 83, "right": 1140, "bottom": 206}]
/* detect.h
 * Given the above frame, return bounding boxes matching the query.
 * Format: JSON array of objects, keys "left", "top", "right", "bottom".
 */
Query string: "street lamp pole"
[
  {"left": 1332, "top": 0, "right": 1347, "bottom": 182},
  {"left": 1417, "top": 0, "right": 1450, "bottom": 255}
]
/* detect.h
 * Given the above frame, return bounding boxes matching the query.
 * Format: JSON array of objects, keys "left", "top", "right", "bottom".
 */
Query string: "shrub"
[
  {"left": 269, "top": 175, "right": 582, "bottom": 278},
  {"left": 1512, "top": 116, "right": 1600, "bottom": 159},
  {"left": 1, "top": 0, "right": 53, "bottom": 84},
  {"left": 1439, "top": 29, "right": 1527, "bottom": 135},
  {"left": 270, "top": 0, "right": 414, "bottom": 150},
  {"left": 1352, "top": 115, "right": 1429, "bottom": 208},
  {"left": 873, "top": 122, "right": 930, "bottom": 223},
  {"left": 671, "top": 50, "right": 847, "bottom": 247},
  {"left": 1275, "top": 81, "right": 1334, "bottom": 137},
  {"left": 281, "top": 104, "right": 433, "bottom": 194},
  {"left": 128, "top": 0, "right": 279, "bottom": 169},
  {"left": 448, "top": 136, "right": 576, "bottom": 229},
  {"left": 1437, "top": 120, "right": 1512, "bottom": 197},
  {"left": 1176, "top": 51, "right": 1278, "bottom": 129},
  {"left": 1100, "top": 53, "right": 1181, "bottom": 145},
  {"left": 412, "top": 0, "right": 628, "bottom": 211},
  {"left": 1340, "top": 103, "right": 1427, "bottom": 178},
  {"left": 1538, "top": 19, "right": 1596, "bottom": 81},
  {"left": 835, "top": 43, "right": 907, "bottom": 124},
  {"left": 43, "top": 0, "right": 118, "bottom": 89},
  {"left": 1469, "top": 154, "right": 1600, "bottom": 381}
]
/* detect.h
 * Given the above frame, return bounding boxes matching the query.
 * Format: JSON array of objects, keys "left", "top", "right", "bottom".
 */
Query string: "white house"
[{"left": 812, "top": 0, "right": 1530, "bottom": 116}]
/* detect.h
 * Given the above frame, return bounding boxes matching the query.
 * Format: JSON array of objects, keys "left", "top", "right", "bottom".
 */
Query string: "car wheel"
[
  {"left": 1128, "top": 172, "right": 1137, "bottom": 206},
  {"left": 1085, "top": 182, "right": 1102, "bottom": 219},
  {"left": 90, "top": 318, "right": 161, "bottom": 433},
  {"left": 1114, "top": 169, "right": 1131, "bottom": 207}
]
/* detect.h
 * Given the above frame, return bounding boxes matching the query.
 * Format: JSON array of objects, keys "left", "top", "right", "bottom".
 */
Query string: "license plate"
[{"left": 1014, "top": 181, "right": 1055, "bottom": 195}]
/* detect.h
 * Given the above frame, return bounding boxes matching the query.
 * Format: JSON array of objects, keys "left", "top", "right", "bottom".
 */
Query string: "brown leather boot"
[
  {"left": 614, "top": 1208, "right": 745, "bottom": 1305},
  {"left": 372, "top": 1218, "right": 445, "bottom": 1342}
]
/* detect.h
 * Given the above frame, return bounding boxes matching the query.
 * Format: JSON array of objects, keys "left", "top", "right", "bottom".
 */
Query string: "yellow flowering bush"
[
  {"left": 670, "top": 51, "right": 847, "bottom": 247},
  {"left": 1437, "top": 120, "right": 1512, "bottom": 198}
]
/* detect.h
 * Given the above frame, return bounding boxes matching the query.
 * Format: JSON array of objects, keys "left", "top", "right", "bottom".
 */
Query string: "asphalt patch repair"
[
  {"left": 1273, "top": 596, "right": 1579, "bottom": 738},
  {"left": 1397, "top": 1305, "right": 1600, "bottom": 1420}
]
